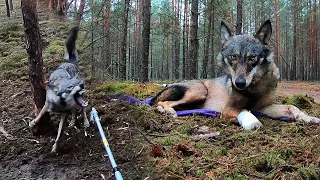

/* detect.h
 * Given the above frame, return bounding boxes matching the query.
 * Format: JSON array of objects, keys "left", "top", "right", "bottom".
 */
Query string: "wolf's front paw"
[
  {"left": 295, "top": 113, "right": 320, "bottom": 124},
  {"left": 237, "top": 110, "right": 263, "bottom": 130},
  {"left": 51, "top": 143, "right": 58, "bottom": 153},
  {"left": 83, "top": 120, "right": 90, "bottom": 129},
  {"left": 29, "top": 120, "right": 39, "bottom": 134},
  {"left": 166, "top": 108, "right": 177, "bottom": 118},
  {"left": 156, "top": 106, "right": 177, "bottom": 118},
  {"left": 303, "top": 115, "right": 320, "bottom": 124},
  {"left": 156, "top": 106, "right": 166, "bottom": 113}
]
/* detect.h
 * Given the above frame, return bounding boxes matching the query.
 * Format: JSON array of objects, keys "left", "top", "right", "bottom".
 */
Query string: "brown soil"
[{"left": 278, "top": 81, "right": 320, "bottom": 103}]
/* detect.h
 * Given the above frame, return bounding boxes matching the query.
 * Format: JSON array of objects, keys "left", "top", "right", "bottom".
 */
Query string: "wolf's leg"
[
  {"left": 222, "top": 107, "right": 263, "bottom": 130},
  {"left": 51, "top": 113, "right": 68, "bottom": 153},
  {"left": 83, "top": 108, "right": 89, "bottom": 128},
  {"left": 155, "top": 82, "right": 208, "bottom": 117},
  {"left": 29, "top": 102, "right": 49, "bottom": 128},
  {"left": 157, "top": 90, "right": 207, "bottom": 117},
  {"left": 259, "top": 104, "right": 320, "bottom": 123},
  {"left": 221, "top": 107, "right": 242, "bottom": 120}
]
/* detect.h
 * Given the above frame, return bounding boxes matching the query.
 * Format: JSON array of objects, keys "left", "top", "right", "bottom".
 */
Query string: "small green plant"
[{"left": 162, "top": 136, "right": 179, "bottom": 146}]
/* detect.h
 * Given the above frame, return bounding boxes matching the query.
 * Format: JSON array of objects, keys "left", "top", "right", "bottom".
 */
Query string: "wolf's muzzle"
[{"left": 74, "top": 89, "right": 88, "bottom": 107}]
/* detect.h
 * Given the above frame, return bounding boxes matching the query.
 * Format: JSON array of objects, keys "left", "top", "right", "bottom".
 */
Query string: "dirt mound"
[{"left": 0, "top": 97, "right": 157, "bottom": 179}]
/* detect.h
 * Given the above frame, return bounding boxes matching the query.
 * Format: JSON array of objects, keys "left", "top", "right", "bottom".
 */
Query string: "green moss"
[
  {"left": 128, "top": 104, "right": 161, "bottom": 131},
  {"left": 9, "top": 31, "right": 24, "bottom": 38},
  {"left": 281, "top": 94, "right": 314, "bottom": 109},
  {"left": 50, "top": 39, "right": 65, "bottom": 46},
  {"left": 195, "top": 168, "right": 204, "bottom": 177},
  {"left": 2, "top": 58, "right": 28, "bottom": 69},
  {"left": 96, "top": 83, "right": 131, "bottom": 93},
  {"left": 6, "top": 37, "right": 21, "bottom": 42},
  {"left": 253, "top": 151, "right": 286, "bottom": 173},
  {"left": 299, "top": 165, "right": 320, "bottom": 180},
  {"left": 46, "top": 40, "right": 65, "bottom": 54},
  {"left": 184, "top": 159, "right": 193, "bottom": 169},
  {"left": 95, "top": 82, "right": 162, "bottom": 99},
  {"left": 175, "top": 123, "right": 194, "bottom": 134},
  {"left": 6, "top": 24, "right": 23, "bottom": 32},
  {"left": 9, "top": 50, "right": 28, "bottom": 62},
  {"left": 0, "top": 52, "right": 9, "bottom": 57},
  {"left": 195, "top": 141, "right": 206, "bottom": 149},
  {"left": 160, "top": 136, "right": 180, "bottom": 146},
  {"left": 1, "top": 50, "right": 28, "bottom": 70}
]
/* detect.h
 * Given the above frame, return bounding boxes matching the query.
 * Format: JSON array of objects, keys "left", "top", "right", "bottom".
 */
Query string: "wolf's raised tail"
[{"left": 65, "top": 26, "right": 79, "bottom": 65}]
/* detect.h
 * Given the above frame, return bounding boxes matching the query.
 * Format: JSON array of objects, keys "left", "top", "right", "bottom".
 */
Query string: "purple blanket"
[{"left": 108, "top": 94, "right": 292, "bottom": 121}]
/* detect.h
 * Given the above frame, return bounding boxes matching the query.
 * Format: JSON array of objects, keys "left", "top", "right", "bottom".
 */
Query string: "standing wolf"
[
  {"left": 29, "top": 26, "right": 89, "bottom": 152},
  {"left": 150, "top": 20, "right": 320, "bottom": 129}
]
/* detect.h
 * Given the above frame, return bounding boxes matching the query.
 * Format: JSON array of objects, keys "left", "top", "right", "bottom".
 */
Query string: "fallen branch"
[{"left": 0, "top": 126, "right": 15, "bottom": 140}]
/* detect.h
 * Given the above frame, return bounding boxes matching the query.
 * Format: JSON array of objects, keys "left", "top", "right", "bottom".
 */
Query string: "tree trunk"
[
  {"left": 188, "top": 0, "right": 199, "bottom": 79},
  {"left": 9, "top": 0, "right": 13, "bottom": 13},
  {"left": 48, "top": 0, "right": 54, "bottom": 10},
  {"left": 21, "top": 0, "right": 50, "bottom": 131},
  {"left": 140, "top": 0, "right": 151, "bottom": 82},
  {"left": 172, "top": 0, "right": 180, "bottom": 80},
  {"left": 273, "top": 0, "right": 280, "bottom": 66},
  {"left": 292, "top": 0, "right": 297, "bottom": 80},
  {"left": 182, "top": 0, "right": 188, "bottom": 79},
  {"left": 5, "top": 0, "right": 10, "bottom": 17},
  {"left": 104, "top": 0, "right": 111, "bottom": 78},
  {"left": 74, "top": 0, "right": 77, "bottom": 18},
  {"left": 202, "top": 0, "right": 212, "bottom": 78},
  {"left": 236, "top": 0, "right": 242, "bottom": 35},
  {"left": 76, "top": 0, "right": 86, "bottom": 25},
  {"left": 119, "top": 0, "right": 130, "bottom": 80},
  {"left": 209, "top": 0, "right": 215, "bottom": 78},
  {"left": 134, "top": 0, "right": 142, "bottom": 80},
  {"left": 56, "top": 0, "right": 65, "bottom": 16}
]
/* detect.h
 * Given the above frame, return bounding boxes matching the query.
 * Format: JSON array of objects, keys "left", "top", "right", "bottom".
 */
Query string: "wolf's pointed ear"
[
  {"left": 255, "top": 20, "right": 272, "bottom": 45},
  {"left": 221, "top": 21, "right": 232, "bottom": 45}
]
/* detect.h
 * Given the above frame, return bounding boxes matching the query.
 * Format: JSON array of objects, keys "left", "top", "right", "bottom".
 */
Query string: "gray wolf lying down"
[{"left": 150, "top": 20, "right": 320, "bottom": 129}]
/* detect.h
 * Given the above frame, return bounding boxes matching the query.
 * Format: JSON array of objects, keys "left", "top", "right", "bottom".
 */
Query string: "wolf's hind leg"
[
  {"left": 157, "top": 90, "right": 208, "bottom": 117},
  {"left": 259, "top": 104, "right": 320, "bottom": 123}
]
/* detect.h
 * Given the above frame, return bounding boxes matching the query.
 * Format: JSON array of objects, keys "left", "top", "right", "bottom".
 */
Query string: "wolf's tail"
[{"left": 65, "top": 26, "right": 79, "bottom": 65}]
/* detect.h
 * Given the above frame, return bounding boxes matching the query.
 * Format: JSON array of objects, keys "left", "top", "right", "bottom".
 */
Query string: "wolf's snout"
[{"left": 235, "top": 76, "right": 246, "bottom": 89}]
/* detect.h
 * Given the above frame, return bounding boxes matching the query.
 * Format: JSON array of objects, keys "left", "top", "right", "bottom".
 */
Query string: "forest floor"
[{"left": 1, "top": 1, "right": 320, "bottom": 180}]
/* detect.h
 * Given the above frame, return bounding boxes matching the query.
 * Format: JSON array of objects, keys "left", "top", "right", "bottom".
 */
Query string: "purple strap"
[{"left": 107, "top": 94, "right": 292, "bottom": 121}]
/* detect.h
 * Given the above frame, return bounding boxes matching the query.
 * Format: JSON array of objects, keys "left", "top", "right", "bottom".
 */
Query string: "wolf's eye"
[
  {"left": 230, "top": 55, "right": 237, "bottom": 60},
  {"left": 67, "top": 84, "right": 74, "bottom": 90},
  {"left": 248, "top": 56, "right": 256, "bottom": 62}
]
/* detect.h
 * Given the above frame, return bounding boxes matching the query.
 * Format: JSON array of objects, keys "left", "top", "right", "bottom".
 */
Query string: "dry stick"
[
  {"left": 132, "top": 127, "right": 155, "bottom": 145},
  {"left": 0, "top": 126, "right": 15, "bottom": 140}
]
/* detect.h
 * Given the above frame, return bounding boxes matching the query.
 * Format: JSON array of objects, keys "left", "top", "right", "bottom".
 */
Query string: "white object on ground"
[{"left": 237, "top": 110, "right": 263, "bottom": 130}]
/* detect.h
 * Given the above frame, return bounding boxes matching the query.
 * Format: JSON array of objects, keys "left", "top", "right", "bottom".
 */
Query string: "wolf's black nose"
[{"left": 235, "top": 76, "right": 246, "bottom": 89}]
